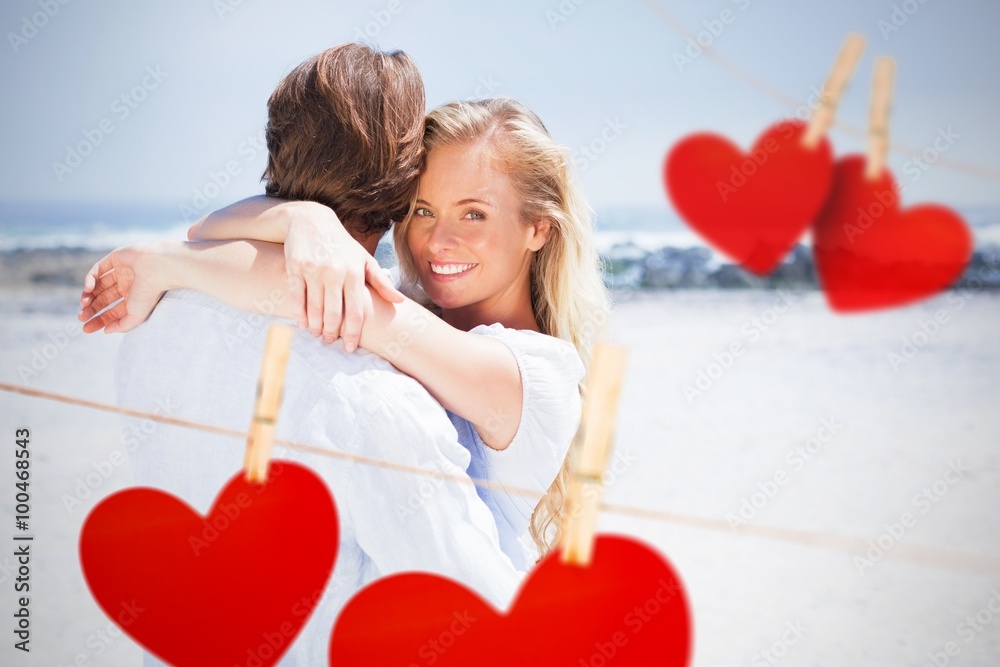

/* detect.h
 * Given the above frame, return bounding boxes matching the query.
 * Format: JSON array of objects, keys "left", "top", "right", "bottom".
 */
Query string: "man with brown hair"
[
  {"left": 261, "top": 43, "right": 424, "bottom": 238},
  {"left": 105, "top": 43, "right": 521, "bottom": 665}
]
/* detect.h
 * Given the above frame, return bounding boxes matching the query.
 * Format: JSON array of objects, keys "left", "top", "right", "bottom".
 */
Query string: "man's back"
[{"left": 115, "top": 288, "right": 521, "bottom": 664}]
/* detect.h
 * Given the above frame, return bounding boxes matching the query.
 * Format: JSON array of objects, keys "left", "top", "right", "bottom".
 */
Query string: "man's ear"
[{"left": 527, "top": 218, "right": 553, "bottom": 252}]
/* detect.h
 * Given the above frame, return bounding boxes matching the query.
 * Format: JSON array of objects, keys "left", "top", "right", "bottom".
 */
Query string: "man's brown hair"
[{"left": 263, "top": 43, "right": 425, "bottom": 237}]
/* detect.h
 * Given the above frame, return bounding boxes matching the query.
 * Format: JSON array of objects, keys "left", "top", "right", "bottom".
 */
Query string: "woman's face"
[{"left": 406, "top": 140, "right": 550, "bottom": 312}]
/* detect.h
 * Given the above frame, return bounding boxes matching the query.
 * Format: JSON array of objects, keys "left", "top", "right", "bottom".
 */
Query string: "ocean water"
[
  {"left": 3, "top": 201, "right": 999, "bottom": 256},
  {"left": 0, "top": 201, "right": 190, "bottom": 252}
]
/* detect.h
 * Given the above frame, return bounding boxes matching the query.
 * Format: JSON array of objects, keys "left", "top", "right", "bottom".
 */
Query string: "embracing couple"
[{"left": 79, "top": 43, "right": 609, "bottom": 663}]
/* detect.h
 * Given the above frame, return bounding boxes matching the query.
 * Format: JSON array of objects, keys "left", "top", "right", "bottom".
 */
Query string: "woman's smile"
[{"left": 428, "top": 260, "right": 479, "bottom": 281}]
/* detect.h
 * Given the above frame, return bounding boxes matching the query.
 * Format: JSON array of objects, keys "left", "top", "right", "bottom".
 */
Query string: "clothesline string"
[
  {"left": 643, "top": 0, "right": 1000, "bottom": 184},
  {"left": 3, "top": 380, "right": 998, "bottom": 577}
]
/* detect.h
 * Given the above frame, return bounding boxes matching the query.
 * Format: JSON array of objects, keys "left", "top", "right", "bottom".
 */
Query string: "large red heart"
[
  {"left": 80, "top": 461, "right": 338, "bottom": 666},
  {"left": 665, "top": 120, "right": 834, "bottom": 275},
  {"left": 812, "top": 156, "right": 972, "bottom": 312},
  {"left": 329, "top": 535, "right": 691, "bottom": 666}
]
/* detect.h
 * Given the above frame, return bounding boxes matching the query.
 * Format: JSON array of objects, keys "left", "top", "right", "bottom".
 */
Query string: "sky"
[{"left": 1, "top": 0, "right": 998, "bottom": 218}]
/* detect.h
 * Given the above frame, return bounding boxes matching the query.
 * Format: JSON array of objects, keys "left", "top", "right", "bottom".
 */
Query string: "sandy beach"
[{"left": 1, "top": 282, "right": 998, "bottom": 665}]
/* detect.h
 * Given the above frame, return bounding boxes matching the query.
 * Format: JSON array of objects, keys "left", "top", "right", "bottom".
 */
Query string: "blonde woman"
[{"left": 81, "top": 98, "right": 610, "bottom": 566}]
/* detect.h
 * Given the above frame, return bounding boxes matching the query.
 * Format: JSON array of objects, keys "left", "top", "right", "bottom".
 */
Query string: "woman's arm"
[
  {"left": 187, "top": 195, "right": 321, "bottom": 242},
  {"left": 78, "top": 240, "right": 298, "bottom": 332},
  {"left": 359, "top": 297, "right": 523, "bottom": 450},
  {"left": 163, "top": 240, "right": 298, "bottom": 318},
  {"left": 188, "top": 196, "right": 402, "bottom": 346},
  {"left": 80, "top": 239, "right": 524, "bottom": 448}
]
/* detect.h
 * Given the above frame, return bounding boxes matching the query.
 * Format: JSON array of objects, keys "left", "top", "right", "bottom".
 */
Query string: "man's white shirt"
[{"left": 115, "top": 288, "right": 523, "bottom": 665}]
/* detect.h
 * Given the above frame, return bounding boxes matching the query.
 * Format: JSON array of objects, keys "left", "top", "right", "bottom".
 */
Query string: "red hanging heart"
[
  {"left": 329, "top": 535, "right": 691, "bottom": 666},
  {"left": 664, "top": 120, "right": 834, "bottom": 275},
  {"left": 80, "top": 461, "right": 338, "bottom": 666},
  {"left": 812, "top": 156, "right": 972, "bottom": 312}
]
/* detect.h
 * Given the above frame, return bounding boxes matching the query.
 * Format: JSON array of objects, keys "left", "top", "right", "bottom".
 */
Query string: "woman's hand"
[
  {"left": 283, "top": 211, "right": 403, "bottom": 352},
  {"left": 77, "top": 243, "right": 174, "bottom": 334},
  {"left": 188, "top": 197, "right": 404, "bottom": 352}
]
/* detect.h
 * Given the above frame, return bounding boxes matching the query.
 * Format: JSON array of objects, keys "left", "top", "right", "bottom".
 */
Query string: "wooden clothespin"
[
  {"left": 243, "top": 323, "right": 295, "bottom": 484},
  {"left": 865, "top": 56, "right": 896, "bottom": 180},
  {"left": 801, "top": 33, "right": 867, "bottom": 149},
  {"left": 560, "top": 342, "right": 629, "bottom": 567}
]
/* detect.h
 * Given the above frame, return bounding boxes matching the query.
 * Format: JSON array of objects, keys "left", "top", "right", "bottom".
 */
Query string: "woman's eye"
[
  {"left": 414, "top": 207, "right": 433, "bottom": 217},
  {"left": 464, "top": 210, "right": 485, "bottom": 220}
]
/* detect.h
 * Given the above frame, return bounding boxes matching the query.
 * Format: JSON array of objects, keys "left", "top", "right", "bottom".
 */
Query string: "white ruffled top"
[
  {"left": 385, "top": 265, "right": 585, "bottom": 568},
  {"left": 446, "top": 323, "right": 584, "bottom": 569}
]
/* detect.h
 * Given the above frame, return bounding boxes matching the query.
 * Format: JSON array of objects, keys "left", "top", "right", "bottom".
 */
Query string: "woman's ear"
[{"left": 527, "top": 218, "right": 553, "bottom": 252}]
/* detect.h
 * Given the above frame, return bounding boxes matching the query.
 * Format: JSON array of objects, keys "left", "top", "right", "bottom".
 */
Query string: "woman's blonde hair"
[{"left": 393, "top": 98, "right": 612, "bottom": 556}]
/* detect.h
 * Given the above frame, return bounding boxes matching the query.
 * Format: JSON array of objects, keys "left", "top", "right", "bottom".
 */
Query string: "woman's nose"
[{"left": 425, "top": 218, "right": 459, "bottom": 254}]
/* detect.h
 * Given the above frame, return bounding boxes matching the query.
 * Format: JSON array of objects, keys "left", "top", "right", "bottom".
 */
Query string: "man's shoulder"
[
  {"left": 120, "top": 288, "right": 435, "bottom": 407},
  {"left": 120, "top": 288, "right": 289, "bottom": 361},
  {"left": 156, "top": 288, "right": 287, "bottom": 322}
]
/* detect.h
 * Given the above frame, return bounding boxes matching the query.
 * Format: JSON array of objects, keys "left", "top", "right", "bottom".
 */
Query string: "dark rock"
[
  {"left": 0, "top": 247, "right": 109, "bottom": 288},
  {"left": 766, "top": 244, "right": 818, "bottom": 288},
  {"left": 709, "top": 264, "right": 765, "bottom": 289},
  {"left": 956, "top": 247, "right": 1000, "bottom": 288},
  {"left": 640, "top": 247, "right": 712, "bottom": 289}
]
